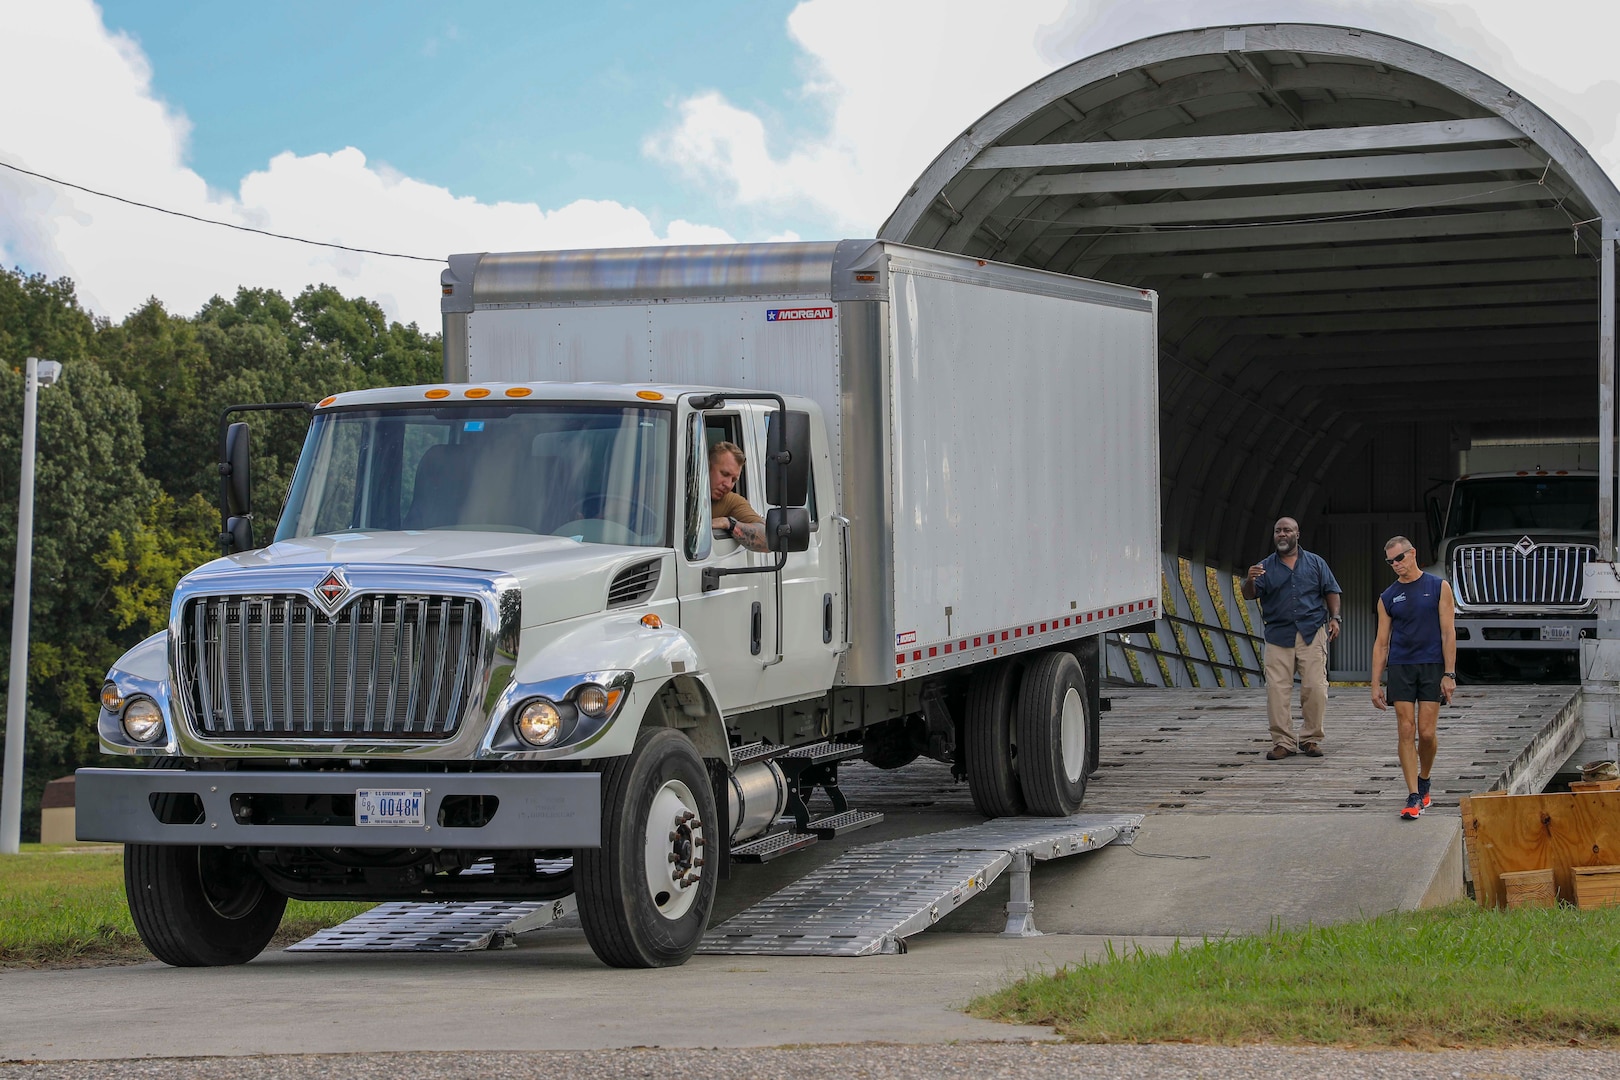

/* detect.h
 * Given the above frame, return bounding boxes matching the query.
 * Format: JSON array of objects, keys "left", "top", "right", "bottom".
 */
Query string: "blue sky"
[
  {"left": 96, "top": 1, "right": 812, "bottom": 238},
  {"left": 3, "top": 1, "right": 1618, "bottom": 328}
]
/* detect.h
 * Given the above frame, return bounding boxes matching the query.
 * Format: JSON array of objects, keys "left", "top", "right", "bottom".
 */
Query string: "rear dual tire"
[{"left": 963, "top": 650, "right": 1093, "bottom": 818}]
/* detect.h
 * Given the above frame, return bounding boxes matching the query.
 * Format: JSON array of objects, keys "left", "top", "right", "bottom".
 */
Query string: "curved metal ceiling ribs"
[{"left": 880, "top": 24, "right": 1620, "bottom": 568}]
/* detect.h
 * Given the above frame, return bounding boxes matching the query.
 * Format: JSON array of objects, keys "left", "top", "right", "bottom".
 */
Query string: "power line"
[{"left": 0, "top": 158, "right": 446, "bottom": 264}]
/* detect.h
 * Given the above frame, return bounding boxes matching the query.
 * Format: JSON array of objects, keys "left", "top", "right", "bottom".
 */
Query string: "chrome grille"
[
  {"left": 1450, "top": 543, "right": 1596, "bottom": 607},
  {"left": 180, "top": 594, "right": 484, "bottom": 739}
]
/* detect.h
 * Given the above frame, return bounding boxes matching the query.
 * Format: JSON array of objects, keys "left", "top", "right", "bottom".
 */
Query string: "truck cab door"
[
  {"left": 750, "top": 405, "right": 844, "bottom": 707},
  {"left": 673, "top": 407, "right": 767, "bottom": 712}
]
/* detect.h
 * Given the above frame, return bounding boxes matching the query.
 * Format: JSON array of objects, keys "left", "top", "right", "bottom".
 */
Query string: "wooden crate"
[
  {"left": 1570, "top": 779, "right": 1620, "bottom": 793},
  {"left": 1573, "top": 865, "right": 1620, "bottom": 909},
  {"left": 1501, "top": 868, "right": 1556, "bottom": 908},
  {"left": 1460, "top": 790, "right": 1620, "bottom": 908}
]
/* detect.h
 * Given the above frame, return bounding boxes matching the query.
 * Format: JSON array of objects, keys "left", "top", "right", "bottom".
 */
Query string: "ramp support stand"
[{"left": 1000, "top": 851, "right": 1042, "bottom": 937}]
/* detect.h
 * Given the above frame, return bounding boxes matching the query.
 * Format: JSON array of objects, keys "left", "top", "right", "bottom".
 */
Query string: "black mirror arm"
[{"left": 701, "top": 551, "right": 787, "bottom": 593}]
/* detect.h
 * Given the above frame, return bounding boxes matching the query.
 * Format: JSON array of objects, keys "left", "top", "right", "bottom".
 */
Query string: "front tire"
[
  {"left": 576, "top": 727, "right": 719, "bottom": 968},
  {"left": 125, "top": 843, "right": 287, "bottom": 967},
  {"left": 1015, "top": 651, "right": 1091, "bottom": 816}
]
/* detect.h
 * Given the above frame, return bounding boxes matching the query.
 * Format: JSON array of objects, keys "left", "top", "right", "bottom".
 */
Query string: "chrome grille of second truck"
[
  {"left": 1451, "top": 543, "right": 1595, "bottom": 606},
  {"left": 180, "top": 595, "right": 482, "bottom": 738}
]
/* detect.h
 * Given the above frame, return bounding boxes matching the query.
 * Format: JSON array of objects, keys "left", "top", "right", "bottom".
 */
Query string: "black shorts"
[{"left": 1386, "top": 663, "right": 1443, "bottom": 703}]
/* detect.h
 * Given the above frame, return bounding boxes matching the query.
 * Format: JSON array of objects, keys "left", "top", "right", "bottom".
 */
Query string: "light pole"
[{"left": 1, "top": 357, "right": 63, "bottom": 854}]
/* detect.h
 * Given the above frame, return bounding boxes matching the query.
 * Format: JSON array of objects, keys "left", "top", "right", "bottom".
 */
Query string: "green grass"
[
  {"left": 972, "top": 903, "right": 1620, "bottom": 1048},
  {"left": 0, "top": 845, "right": 372, "bottom": 967}
]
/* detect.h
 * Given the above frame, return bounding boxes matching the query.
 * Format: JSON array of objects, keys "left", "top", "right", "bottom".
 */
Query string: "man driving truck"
[{"left": 708, "top": 440, "right": 767, "bottom": 552}]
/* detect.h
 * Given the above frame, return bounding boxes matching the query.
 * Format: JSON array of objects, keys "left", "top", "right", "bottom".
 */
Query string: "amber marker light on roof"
[
  {"left": 505, "top": 387, "right": 532, "bottom": 398},
  {"left": 425, "top": 388, "right": 451, "bottom": 399},
  {"left": 641, "top": 614, "right": 663, "bottom": 629},
  {"left": 465, "top": 387, "right": 490, "bottom": 398},
  {"left": 318, "top": 396, "right": 337, "bottom": 408},
  {"left": 636, "top": 390, "right": 665, "bottom": 401}
]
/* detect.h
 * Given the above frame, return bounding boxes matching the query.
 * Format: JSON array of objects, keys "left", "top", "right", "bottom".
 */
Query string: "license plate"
[
  {"left": 1541, "top": 625, "right": 1574, "bottom": 642},
  {"left": 355, "top": 788, "right": 425, "bottom": 827}
]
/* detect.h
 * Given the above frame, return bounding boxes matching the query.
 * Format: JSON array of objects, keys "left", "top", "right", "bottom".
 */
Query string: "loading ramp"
[
  {"left": 699, "top": 813, "right": 1142, "bottom": 956},
  {"left": 289, "top": 812, "right": 1140, "bottom": 956}
]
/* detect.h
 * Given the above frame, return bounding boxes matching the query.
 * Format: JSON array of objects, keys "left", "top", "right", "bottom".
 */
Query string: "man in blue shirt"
[{"left": 1241, "top": 517, "right": 1343, "bottom": 760}]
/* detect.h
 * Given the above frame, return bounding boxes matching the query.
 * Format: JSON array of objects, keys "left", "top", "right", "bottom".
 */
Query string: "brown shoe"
[
  {"left": 1301, "top": 743, "right": 1323, "bottom": 757},
  {"left": 1266, "top": 745, "right": 1294, "bottom": 760}
]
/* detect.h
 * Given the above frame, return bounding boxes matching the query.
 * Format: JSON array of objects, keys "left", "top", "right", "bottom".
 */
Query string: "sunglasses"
[{"left": 1385, "top": 549, "right": 1412, "bottom": 566}]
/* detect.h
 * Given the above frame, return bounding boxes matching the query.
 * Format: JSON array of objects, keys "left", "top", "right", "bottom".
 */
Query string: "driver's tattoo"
[{"left": 734, "top": 521, "right": 768, "bottom": 553}]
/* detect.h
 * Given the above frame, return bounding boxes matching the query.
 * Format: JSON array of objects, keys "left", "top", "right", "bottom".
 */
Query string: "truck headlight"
[
  {"left": 515, "top": 699, "right": 565, "bottom": 746},
  {"left": 121, "top": 697, "right": 165, "bottom": 743},
  {"left": 575, "top": 683, "right": 623, "bottom": 718},
  {"left": 100, "top": 682, "right": 124, "bottom": 713}
]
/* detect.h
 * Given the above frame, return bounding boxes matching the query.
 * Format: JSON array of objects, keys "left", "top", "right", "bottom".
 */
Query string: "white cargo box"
[{"left": 442, "top": 240, "right": 1160, "bottom": 686}]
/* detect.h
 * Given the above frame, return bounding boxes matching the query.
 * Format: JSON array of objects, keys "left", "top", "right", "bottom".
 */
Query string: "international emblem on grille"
[
  {"left": 313, "top": 568, "right": 350, "bottom": 614},
  {"left": 1514, "top": 535, "right": 1538, "bottom": 558}
]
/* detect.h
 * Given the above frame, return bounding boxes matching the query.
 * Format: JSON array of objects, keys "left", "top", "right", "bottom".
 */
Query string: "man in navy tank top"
[{"left": 1370, "top": 535, "right": 1457, "bottom": 820}]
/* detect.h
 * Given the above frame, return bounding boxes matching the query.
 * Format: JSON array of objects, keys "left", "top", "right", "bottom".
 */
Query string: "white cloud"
[
  {"left": 648, "top": 0, "right": 1620, "bottom": 233},
  {"left": 0, "top": 1, "right": 734, "bottom": 329}
]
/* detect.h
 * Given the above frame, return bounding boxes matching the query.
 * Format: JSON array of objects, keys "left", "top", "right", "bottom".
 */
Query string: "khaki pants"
[{"left": 1264, "top": 628, "right": 1328, "bottom": 750}]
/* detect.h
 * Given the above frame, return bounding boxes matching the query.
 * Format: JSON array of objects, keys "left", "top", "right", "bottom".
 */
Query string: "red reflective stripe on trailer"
[
  {"left": 913, "top": 651, "right": 922, "bottom": 661},
  {"left": 959, "top": 640, "right": 967, "bottom": 651},
  {"left": 1002, "top": 632, "right": 1009, "bottom": 641},
  {"left": 974, "top": 637, "right": 981, "bottom": 647},
  {"left": 929, "top": 647, "right": 938, "bottom": 658},
  {"left": 895, "top": 654, "right": 905, "bottom": 665}
]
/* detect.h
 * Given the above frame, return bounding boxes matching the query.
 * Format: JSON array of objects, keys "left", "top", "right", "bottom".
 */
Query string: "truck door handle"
[
  {"left": 823, "top": 592, "right": 833, "bottom": 644},
  {"left": 750, "top": 601, "right": 762, "bottom": 656}
]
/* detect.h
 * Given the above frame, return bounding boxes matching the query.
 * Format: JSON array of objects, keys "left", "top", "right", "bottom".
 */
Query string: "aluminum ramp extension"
[
  {"left": 288, "top": 897, "right": 577, "bottom": 952},
  {"left": 698, "top": 812, "right": 1143, "bottom": 956},
  {"left": 288, "top": 856, "right": 577, "bottom": 952}
]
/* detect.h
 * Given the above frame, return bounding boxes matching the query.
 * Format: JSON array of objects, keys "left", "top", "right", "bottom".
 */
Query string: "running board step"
[
  {"left": 780, "top": 740, "right": 864, "bottom": 765},
  {"left": 806, "top": 809, "right": 883, "bottom": 837},
  {"left": 731, "top": 828, "right": 820, "bottom": 863},
  {"left": 288, "top": 896, "right": 577, "bottom": 952}
]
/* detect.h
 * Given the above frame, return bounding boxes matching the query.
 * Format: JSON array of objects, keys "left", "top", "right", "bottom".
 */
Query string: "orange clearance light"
[
  {"left": 505, "top": 387, "right": 532, "bottom": 398},
  {"left": 318, "top": 395, "right": 337, "bottom": 408},
  {"left": 854, "top": 272, "right": 876, "bottom": 283},
  {"left": 465, "top": 387, "right": 490, "bottom": 398},
  {"left": 636, "top": 390, "right": 665, "bottom": 401},
  {"left": 640, "top": 614, "right": 663, "bottom": 629},
  {"left": 425, "top": 388, "right": 451, "bottom": 399}
]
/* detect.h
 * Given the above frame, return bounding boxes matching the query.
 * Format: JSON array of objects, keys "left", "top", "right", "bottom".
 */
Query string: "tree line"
[{"left": 0, "top": 267, "right": 442, "bottom": 839}]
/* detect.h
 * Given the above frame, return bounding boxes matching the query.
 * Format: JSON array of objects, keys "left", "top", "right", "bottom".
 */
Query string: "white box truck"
[{"left": 77, "top": 240, "right": 1160, "bottom": 968}]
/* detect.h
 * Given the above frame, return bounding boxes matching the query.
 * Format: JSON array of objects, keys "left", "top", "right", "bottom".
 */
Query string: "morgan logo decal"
[
  {"left": 1514, "top": 536, "right": 1537, "bottom": 558},
  {"left": 766, "top": 307, "right": 833, "bottom": 323},
  {"left": 313, "top": 568, "right": 351, "bottom": 614}
]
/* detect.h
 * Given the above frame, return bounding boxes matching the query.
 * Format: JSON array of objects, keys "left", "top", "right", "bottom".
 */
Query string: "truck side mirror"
[
  {"left": 223, "top": 422, "right": 252, "bottom": 518},
  {"left": 225, "top": 515, "right": 253, "bottom": 552},
  {"left": 765, "top": 507, "right": 811, "bottom": 553},
  {"left": 766, "top": 410, "right": 811, "bottom": 507}
]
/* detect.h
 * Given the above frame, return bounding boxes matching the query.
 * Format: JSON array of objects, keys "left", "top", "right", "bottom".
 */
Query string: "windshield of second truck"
[
  {"left": 274, "top": 403, "right": 673, "bottom": 546},
  {"left": 1445, "top": 476, "right": 1597, "bottom": 538}
]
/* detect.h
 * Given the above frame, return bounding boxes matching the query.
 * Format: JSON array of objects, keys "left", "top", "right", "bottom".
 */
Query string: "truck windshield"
[
  {"left": 275, "top": 403, "right": 673, "bottom": 546},
  {"left": 1445, "top": 476, "right": 1597, "bottom": 537}
]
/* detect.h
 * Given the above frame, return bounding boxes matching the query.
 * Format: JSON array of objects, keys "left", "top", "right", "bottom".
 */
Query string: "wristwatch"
[
  {"left": 727, "top": 516, "right": 739, "bottom": 536},
  {"left": 1442, "top": 671, "right": 1457, "bottom": 679},
  {"left": 1328, "top": 615, "right": 1341, "bottom": 624}
]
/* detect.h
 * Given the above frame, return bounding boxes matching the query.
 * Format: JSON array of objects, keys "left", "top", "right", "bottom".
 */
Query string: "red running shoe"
[{"left": 1400, "top": 793, "right": 1422, "bottom": 820}]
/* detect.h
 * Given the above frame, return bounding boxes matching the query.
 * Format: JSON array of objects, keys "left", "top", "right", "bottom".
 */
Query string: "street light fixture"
[{"left": 1, "top": 357, "right": 63, "bottom": 855}]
